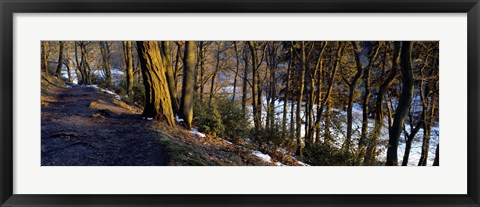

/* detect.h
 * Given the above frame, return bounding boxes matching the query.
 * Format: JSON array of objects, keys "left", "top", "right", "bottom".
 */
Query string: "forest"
[{"left": 41, "top": 41, "right": 439, "bottom": 166}]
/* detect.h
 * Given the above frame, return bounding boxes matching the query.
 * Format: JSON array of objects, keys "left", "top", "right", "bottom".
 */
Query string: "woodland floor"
[{"left": 41, "top": 75, "right": 297, "bottom": 166}]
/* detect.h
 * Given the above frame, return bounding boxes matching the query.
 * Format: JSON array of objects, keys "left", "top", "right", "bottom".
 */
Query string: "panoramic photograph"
[{"left": 41, "top": 41, "right": 439, "bottom": 166}]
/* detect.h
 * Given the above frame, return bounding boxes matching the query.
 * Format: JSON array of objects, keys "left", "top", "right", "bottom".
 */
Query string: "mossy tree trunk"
[
  {"left": 161, "top": 41, "right": 179, "bottom": 114},
  {"left": 180, "top": 41, "right": 196, "bottom": 128},
  {"left": 136, "top": 41, "right": 175, "bottom": 126}
]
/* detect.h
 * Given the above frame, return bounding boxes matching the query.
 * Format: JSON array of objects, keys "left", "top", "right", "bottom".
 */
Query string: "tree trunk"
[
  {"left": 283, "top": 50, "right": 292, "bottom": 138},
  {"left": 342, "top": 41, "right": 363, "bottom": 154},
  {"left": 358, "top": 42, "right": 380, "bottom": 164},
  {"left": 136, "top": 41, "right": 175, "bottom": 126},
  {"left": 123, "top": 41, "right": 134, "bottom": 98},
  {"left": 180, "top": 41, "right": 196, "bottom": 128},
  {"left": 242, "top": 45, "right": 249, "bottom": 114},
  {"left": 232, "top": 42, "right": 240, "bottom": 102},
  {"left": 161, "top": 41, "right": 179, "bottom": 114},
  {"left": 99, "top": 41, "right": 112, "bottom": 87},
  {"left": 295, "top": 41, "right": 306, "bottom": 156},
  {"left": 386, "top": 41, "right": 414, "bottom": 166},
  {"left": 433, "top": 144, "right": 439, "bottom": 166},
  {"left": 402, "top": 136, "right": 413, "bottom": 166},
  {"left": 42, "top": 42, "right": 50, "bottom": 75},
  {"left": 64, "top": 42, "right": 73, "bottom": 83},
  {"left": 248, "top": 41, "right": 261, "bottom": 133},
  {"left": 199, "top": 41, "right": 205, "bottom": 100},
  {"left": 314, "top": 42, "right": 343, "bottom": 145},
  {"left": 419, "top": 89, "right": 437, "bottom": 166},
  {"left": 210, "top": 42, "right": 222, "bottom": 104},
  {"left": 55, "top": 41, "right": 64, "bottom": 78},
  {"left": 364, "top": 42, "right": 400, "bottom": 165}
]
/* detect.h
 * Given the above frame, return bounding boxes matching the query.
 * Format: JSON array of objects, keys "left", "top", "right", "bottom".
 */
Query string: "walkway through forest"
[{"left": 41, "top": 82, "right": 170, "bottom": 166}]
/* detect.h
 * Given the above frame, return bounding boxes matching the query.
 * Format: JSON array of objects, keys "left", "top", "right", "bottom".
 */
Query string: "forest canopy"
[{"left": 41, "top": 41, "right": 439, "bottom": 166}]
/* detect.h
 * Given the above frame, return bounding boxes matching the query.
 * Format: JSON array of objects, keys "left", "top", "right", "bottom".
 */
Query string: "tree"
[
  {"left": 313, "top": 42, "right": 344, "bottom": 145},
  {"left": 357, "top": 42, "right": 381, "bottom": 163},
  {"left": 55, "top": 41, "right": 64, "bottom": 78},
  {"left": 180, "top": 41, "right": 196, "bottom": 128},
  {"left": 433, "top": 144, "right": 439, "bottom": 166},
  {"left": 232, "top": 41, "right": 241, "bottom": 102},
  {"left": 161, "top": 41, "right": 179, "bottom": 114},
  {"left": 340, "top": 41, "right": 363, "bottom": 154},
  {"left": 363, "top": 42, "right": 400, "bottom": 165},
  {"left": 63, "top": 42, "right": 73, "bottom": 83},
  {"left": 294, "top": 41, "right": 307, "bottom": 156},
  {"left": 248, "top": 41, "right": 262, "bottom": 133},
  {"left": 42, "top": 41, "right": 50, "bottom": 75},
  {"left": 99, "top": 41, "right": 112, "bottom": 87},
  {"left": 386, "top": 41, "right": 414, "bottom": 166},
  {"left": 123, "top": 41, "right": 134, "bottom": 98},
  {"left": 136, "top": 41, "right": 175, "bottom": 126}
]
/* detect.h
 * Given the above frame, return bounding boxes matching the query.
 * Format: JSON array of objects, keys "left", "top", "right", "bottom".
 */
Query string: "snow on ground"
[
  {"left": 190, "top": 128, "right": 206, "bottom": 138},
  {"left": 85, "top": 84, "right": 99, "bottom": 89},
  {"left": 218, "top": 138, "right": 233, "bottom": 145},
  {"left": 100, "top": 88, "right": 122, "bottom": 100},
  {"left": 241, "top": 89, "right": 438, "bottom": 166},
  {"left": 175, "top": 115, "right": 184, "bottom": 123},
  {"left": 252, "top": 150, "right": 273, "bottom": 163}
]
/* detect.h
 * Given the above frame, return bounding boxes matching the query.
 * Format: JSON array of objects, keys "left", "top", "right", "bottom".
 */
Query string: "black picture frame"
[{"left": 1, "top": 0, "right": 479, "bottom": 206}]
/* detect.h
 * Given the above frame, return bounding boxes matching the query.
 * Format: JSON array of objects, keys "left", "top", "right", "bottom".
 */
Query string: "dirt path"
[{"left": 41, "top": 83, "right": 170, "bottom": 166}]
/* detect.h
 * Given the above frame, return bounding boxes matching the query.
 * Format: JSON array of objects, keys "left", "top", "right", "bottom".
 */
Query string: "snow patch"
[
  {"left": 100, "top": 88, "right": 122, "bottom": 100},
  {"left": 85, "top": 84, "right": 99, "bottom": 89},
  {"left": 252, "top": 150, "right": 272, "bottom": 163},
  {"left": 175, "top": 115, "right": 184, "bottom": 123},
  {"left": 190, "top": 128, "right": 206, "bottom": 138}
]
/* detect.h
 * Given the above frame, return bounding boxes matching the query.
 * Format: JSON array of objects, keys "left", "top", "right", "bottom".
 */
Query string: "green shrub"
[
  {"left": 194, "top": 99, "right": 224, "bottom": 137},
  {"left": 215, "top": 98, "right": 250, "bottom": 141}
]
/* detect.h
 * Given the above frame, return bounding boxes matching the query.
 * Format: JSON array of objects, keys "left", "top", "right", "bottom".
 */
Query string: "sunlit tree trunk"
[
  {"left": 161, "top": 41, "right": 179, "bottom": 114},
  {"left": 307, "top": 42, "right": 327, "bottom": 143},
  {"left": 42, "top": 41, "right": 50, "bottom": 75},
  {"left": 136, "top": 41, "right": 175, "bottom": 126},
  {"left": 314, "top": 42, "right": 344, "bottom": 145},
  {"left": 180, "top": 41, "right": 196, "bottom": 128}
]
